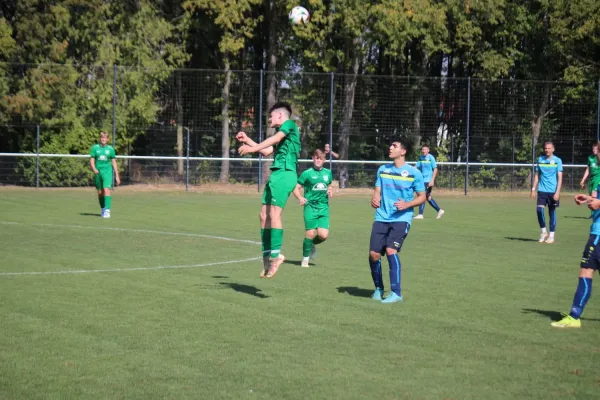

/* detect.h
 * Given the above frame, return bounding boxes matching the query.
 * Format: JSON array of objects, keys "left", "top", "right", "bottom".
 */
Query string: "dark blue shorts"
[
  {"left": 424, "top": 183, "right": 433, "bottom": 198},
  {"left": 580, "top": 234, "right": 600, "bottom": 270},
  {"left": 369, "top": 221, "right": 410, "bottom": 254},
  {"left": 537, "top": 191, "right": 559, "bottom": 208}
]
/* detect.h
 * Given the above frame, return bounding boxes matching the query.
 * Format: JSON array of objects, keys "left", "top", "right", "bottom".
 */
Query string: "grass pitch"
[{"left": 0, "top": 188, "right": 599, "bottom": 399}]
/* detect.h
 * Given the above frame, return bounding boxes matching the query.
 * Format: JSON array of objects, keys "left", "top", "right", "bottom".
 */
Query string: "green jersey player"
[
  {"left": 580, "top": 142, "right": 600, "bottom": 197},
  {"left": 90, "top": 131, "right": 120, "bottom": 218},
  {"left": 237, "top": 101, "right": 301, "bottom": 278},
  {"left": 292, "top": 149, "right": 333, "bottom": 268}
]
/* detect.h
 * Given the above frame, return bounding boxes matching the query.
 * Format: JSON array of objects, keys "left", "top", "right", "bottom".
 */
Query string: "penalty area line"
[
  {"left": 0, "top": 257, "right": 261, "bottom": 277},
  {"left": 0, "top": 221, "right": 261, "bottom": 245}
]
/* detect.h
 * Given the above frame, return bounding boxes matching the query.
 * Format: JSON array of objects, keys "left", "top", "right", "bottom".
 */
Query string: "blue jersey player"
[
  {"left": 531, "top": 141, "right": 563, "bottom": 244},
  {"left": 369, "top": 140, "right": 426, "bottom": 303},
  {"left": 551, "top": 192, "right": 600, "bottom": 328},
  {"left": 414, "top": 145, "right": 445, "bottom": 219}
]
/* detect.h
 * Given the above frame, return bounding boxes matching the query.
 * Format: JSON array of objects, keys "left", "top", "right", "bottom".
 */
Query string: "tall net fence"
[{"left": 0, "top": 65, "right": 598, "bottom": 190}]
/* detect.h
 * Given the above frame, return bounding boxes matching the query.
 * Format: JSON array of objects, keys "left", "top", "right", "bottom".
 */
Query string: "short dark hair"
[
  {"left": 543, "top": 141, "right": 554, "bottom": 147},
  {"left": 269, "top": 101, "right": 292, "bottom": 115},
  {"left": 390, "top": 138, "right": 406, "bottom": 150}
]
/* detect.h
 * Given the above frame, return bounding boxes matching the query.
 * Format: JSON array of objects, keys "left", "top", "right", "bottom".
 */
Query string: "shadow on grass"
[
  {"left": 219, "top": 282, "right": 268, "bottom": 298},
  {"left": 563, "top": 216, "right": 590, "bottom": 220},
  {"left": 284, "top": 259, "right": 303, "bottom": 266},
  {"left": 522, "top": 308, "right": 600, "bottom": 322},
  {"left": 337, "top": 286, "right": 373, "bottom": 298},
  {"left": 505, "top": 237, "right": 538, "bottom": 242},
  {"left": 212, "top": 276, "right": 229, "bottom": 279},
  {"left": 80, "top": 212, "right": 101, "bottom": 217}
]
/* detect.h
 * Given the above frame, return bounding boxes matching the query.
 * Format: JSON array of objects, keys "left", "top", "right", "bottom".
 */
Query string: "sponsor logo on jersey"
[
  {"left": 313, "top": 182, "right": 328, "bottom": 191},
  {"left": 401, "top": 170, "right": 409, "bottom": 177}
]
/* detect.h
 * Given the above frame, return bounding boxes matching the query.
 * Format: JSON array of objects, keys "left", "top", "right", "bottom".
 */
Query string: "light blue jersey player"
[
  {"left": 551, "top": 191, "right": 600, "bottom": 328},
  {"left": 368, "top": 140, "right": 426, "bottom": 304},
  {"left": 414, "top": 145, "right": 444, "bottom": 219},
  {"left": 531, "top": 141, "right": 563, "bottom": 243}
]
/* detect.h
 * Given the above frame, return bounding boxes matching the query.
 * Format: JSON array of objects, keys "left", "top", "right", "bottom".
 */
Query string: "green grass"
[{"left": 0, "top": 188, "right": 599, "bottom": 400}]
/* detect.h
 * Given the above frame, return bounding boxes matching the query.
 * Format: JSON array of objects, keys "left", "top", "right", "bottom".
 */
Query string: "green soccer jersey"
[
  {"left": 271, "top": 120, "right": 301, "bottom": 171},
  {"left": 588, "top": 155, "right": 600, "bottom": 179},
  {"left": 298, "top": 167, "right": 333, "bottom": 210},
  {"left": 90, "top": 144, "right": 116, "bottom": 170}
]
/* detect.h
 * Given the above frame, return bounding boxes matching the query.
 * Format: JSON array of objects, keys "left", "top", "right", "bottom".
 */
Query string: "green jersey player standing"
[
  {"left": 237, "top": 101, "right": 301, "bottom": 278},
  {"left": 90, "top": 131, "right": 120, "bottom": 218},
  {"left": 292, "top": 149, "right": 333, "bottom": 268},
  {"left": 580, "top": 142, "right": 600, "bottom": 197}
]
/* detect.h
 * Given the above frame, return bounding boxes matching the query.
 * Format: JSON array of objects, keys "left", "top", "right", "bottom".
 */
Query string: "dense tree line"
[{"left": 0, "top": 0, "right": 599, "bottom": 186}]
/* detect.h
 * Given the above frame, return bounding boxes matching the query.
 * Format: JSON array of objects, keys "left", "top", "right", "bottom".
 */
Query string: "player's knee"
[
  {"left": 318, "top": 231, "right": 329, "bottom": 241},
  {"left": 268, "top": 206, "right": 282, "bottom": 219},
  {"left": 305, "top": 230, "right": 316, "bottom": 239},
  {"left": 369, "top": 251, "right": 381, "bottom": 261},
  {"left": 427, "top": 195, "right": 432, "bottom": 201},
  {"left": 385, "top": 248, "right": 398, "bottom": 256}
]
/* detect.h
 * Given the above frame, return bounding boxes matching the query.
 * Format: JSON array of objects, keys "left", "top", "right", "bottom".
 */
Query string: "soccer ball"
[{"left": 289, "top": 6, "right": 310, "bottom": 25}]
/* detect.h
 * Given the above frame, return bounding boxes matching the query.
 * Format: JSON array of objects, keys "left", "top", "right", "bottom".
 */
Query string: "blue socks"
[
  {"left": 369, "top": 258, "right": 383, "bottom": 290},
  {"left": 549, "top": 206, "right": 557, "bottom": 232},
  {"left": 536, "top": 207, "right": 546, "bottom": 228},
  {"left": 387, "top": 253, "right": 402, "bottom": 296},
  {"left": 570, "top": 277, "right": 592, "bottom": 319},
  {"left": 419, "top": 203, "right": 425, "bottom": 215},
  {"left": 428, "top": 198, "right": 441, "bottom": 212}
]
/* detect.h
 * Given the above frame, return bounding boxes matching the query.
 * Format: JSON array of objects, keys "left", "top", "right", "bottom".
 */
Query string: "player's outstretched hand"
[
  {"left": 575, "top": 193, "right": 590, "bottom": 205},
  {"left": 589, "top": 199, "right": 600, "bottom": 211},
  {"left": 238, "top": 145, "right": 252, "bottom": 155},
  {"left": 236, "top": 131, "right": 249, "bottom": 143}
]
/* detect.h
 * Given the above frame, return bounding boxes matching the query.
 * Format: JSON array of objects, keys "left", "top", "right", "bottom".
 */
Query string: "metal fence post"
[
  {"left": 511, "top": 135, "right": 515, "bottom": 191},
  {"left": 597, "top": 79, "right": 600, "bottom": 142},
  {"left": 329, "top": 72, "right": 334, "bottom": 172},
  {"left": 531, "top": 128, "right": 535, "bottom": 189},
  {"left": 258, "top": 69, "right": 264, "bottom": 192},
  {"left": 36, "top": 125, "right": 40, "bottom": 188},
  {"left": 571, "top": 135, "right": 575, "bottom": 191},
  {"left": 465, "top": 77, "right": 471, "bottom": 195},
  {"left": 186, "top": 127, "right": 190, "bottom": 192},
  {"left": 112, "top": 64, "right": 117, "bottom": 147},
  {"left": 450, "top": 134, "right": 454, "bottom": 190}
]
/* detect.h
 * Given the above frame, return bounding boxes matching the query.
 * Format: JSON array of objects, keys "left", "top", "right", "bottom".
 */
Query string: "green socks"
[
  {"left": 313, "top": 236, "right": 325, "bottom": 245},
  {"left": 261, "top": 228, "right": 271, "bottom": 257},
  {"left": 104, "top": 195, "right": 112, "bottom": 210},
  {"left": 270, "top": 228, "right": 283, "bottom": 259},
  {"left": 303, "top": 238, "right": 313, "bottom": 257}
]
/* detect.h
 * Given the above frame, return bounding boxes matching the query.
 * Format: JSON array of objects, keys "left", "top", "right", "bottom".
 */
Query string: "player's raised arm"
[
  {"left": 236, "top": 132, "right": 273, "bottom": 156},
  {"left": 238, "top": 131, "right": 285, "bottom": 156}
]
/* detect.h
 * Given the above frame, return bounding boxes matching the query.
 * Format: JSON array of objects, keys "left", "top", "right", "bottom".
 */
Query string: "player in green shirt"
[
  {"left": 237, "top": 102, "right": 301, "bottom": 278},
  {"left": 90, "top": 131, "right": 120, "bottom": 218},
  {"left": 292, "top": 149, "right": 333, "bottom": 268},
  {"left": 580, "top": 142, "right": 600, "bottom": 197}
]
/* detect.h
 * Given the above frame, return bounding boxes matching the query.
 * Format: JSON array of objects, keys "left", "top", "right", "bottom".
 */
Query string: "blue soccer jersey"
[
  {"left": 416, "top": 154, "right": 437, "bottom": 182},
  {"left": 536, "top": 155, "right": 563, "bottom": 193},
  {"left": 374, "top": 163, "right": 425, "bottom": 223}
]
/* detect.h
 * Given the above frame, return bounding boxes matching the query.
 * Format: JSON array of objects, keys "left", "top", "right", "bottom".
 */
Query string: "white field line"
[
  {"left": 0, "top": 221, "right": 261, "bottom": 245},
  {"left": 0, "top": 257, "right": 261, "bottom": 276},
  {"left": 0, "top": 221, "right": 261, "bottom": 276}
]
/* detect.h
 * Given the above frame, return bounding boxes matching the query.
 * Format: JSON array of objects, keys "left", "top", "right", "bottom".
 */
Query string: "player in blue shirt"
[
  {"left": 414, "top": 145, "right": 445, "bottom": 219},
  {"left": 531, "top": 142, "right": 563, "bottom": 243},
  {"left": 551, "top": 191, "right": 600, "bottom": 328},
  {"left": 369, "top": 140, "right": 426, "bottom": 303}
]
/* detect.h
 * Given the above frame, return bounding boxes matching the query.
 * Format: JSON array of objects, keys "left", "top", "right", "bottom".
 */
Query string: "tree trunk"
[
  {"left": 526, "top": 83, "right": 551, "bottom": 186},
  {"left": 412, "top": 92, "right": 423, "bottom": 151},
  {"left": 219, "top": 63, "right": 231, "bottom": 183},
  {"left": 261, "top": 0, "right": 279, "bottom": 188},
  {"left": 176, "top": 70, "right": 184, "bottom": 177},
  {"left": 337, "top": 38, "right": 361, "bottom": 189}
]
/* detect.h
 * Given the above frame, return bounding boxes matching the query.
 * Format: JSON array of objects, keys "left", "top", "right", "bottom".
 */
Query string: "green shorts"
[
  {"left": 94, "top": 169, "right": 113, "bottom": 190},
  {"left": 304, "top": 207, "right": 330, "bottom": 230},
  {"left": 262, "top": 169, "right": 297, "bottom": 209},
  {"left": 589, "top": 177, "right": 600, "bottom": 195}
]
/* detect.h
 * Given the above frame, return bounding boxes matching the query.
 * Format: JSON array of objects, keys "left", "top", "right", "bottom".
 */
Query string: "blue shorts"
[
  {"left": 580, "top": 234, "right": 600, "bottom": 270},
  {"left": 537, "top": 191, "right": 559, "bottom": 208},
  {"left": 369, "top": 221, "right": 410, "bottom": 255}
]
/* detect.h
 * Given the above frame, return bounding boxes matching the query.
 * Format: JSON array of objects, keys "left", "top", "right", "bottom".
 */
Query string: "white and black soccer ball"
[{"left": 289, "top": 6, "right": 310, "bottom": 25}]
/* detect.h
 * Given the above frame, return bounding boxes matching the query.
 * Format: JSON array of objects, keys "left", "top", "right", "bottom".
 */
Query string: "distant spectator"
[{"left": 324, "top": 143, "right": 339, "bottom": 159}]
